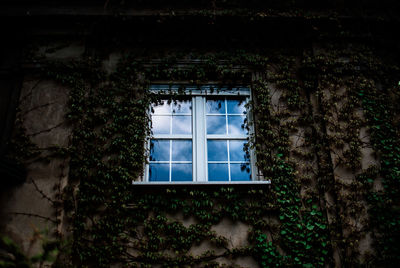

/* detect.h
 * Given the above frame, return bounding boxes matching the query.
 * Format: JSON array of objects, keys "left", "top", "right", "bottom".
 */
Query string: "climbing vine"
[
  {"left": 36, "top": 50, "right": 335, "bottom": 267},
  {"left": 6, "top": 36, "right": 400, "bottom": 267},
  {"left": 358, "top": 75, "right": 400, "bottom": 265}
]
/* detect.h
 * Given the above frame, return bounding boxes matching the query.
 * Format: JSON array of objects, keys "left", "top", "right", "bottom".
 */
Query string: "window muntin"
[{"left": 147, "top": 86, "right": 253, "bottom": 182}]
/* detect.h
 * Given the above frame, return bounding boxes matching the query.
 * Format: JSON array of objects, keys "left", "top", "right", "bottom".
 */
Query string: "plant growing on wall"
[{"left": 7, "top": 38, "right": 400, "bottom": 267}]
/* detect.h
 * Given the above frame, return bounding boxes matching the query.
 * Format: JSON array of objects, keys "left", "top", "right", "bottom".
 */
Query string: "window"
[{"left": 145, "top": 85, "right": 258, "bottom": 183}]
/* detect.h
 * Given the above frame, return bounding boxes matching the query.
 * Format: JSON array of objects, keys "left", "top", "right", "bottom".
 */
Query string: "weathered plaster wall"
[
  {"left": 0, "top": 80, "right": 70, "bottom": 255},
  {"left": 0, "top": 41, "right": 389, "bottom": 267},
  {"left": 0, "top": 41, "right": 84, "bottom": 256}
]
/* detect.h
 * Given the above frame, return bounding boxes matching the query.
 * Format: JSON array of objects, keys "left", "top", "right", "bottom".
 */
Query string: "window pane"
[
  {"left": 229, "top": 140, "right": 249, "bottom": 161},
  {"left": 150, "top": 140, "right": 169, "bottom": 161},
  {"left": 207, "top": 116, "right": 226, "bottom": 134},
  {"left": 149, "top": 91, "right": 253, "bottom": 183},
  {"left": 207, "top": 140, "right": 228, "bottom": 161},
  {"left": 172, "top": 140, "right": 192, "bottom": 161},
  {"left": 152, "top": 100, "right": 171, "bottom": 114},
  {"left": 206, "top": 99, "right": 225, "bottom": 114},
  {"left": 228, "top": 115, "right": 247, "bottom": 135},
  {"left": 172, "top": 115, "right": 192, "bottom": 134},
  {"left": 208, "top": 163, "right": 229, "bottom": 181},
  {"left": 227, "top": 99, "right": 246, "bottom": 114},
  {"left": 152, "top": 115, "right": 170, "bottom": 134},
  {"left": 149, "top": 164, "right": 169, "bottom": 181},
  {"left": 172, "top": 99, "right": 191, "bottom": 114},
  {"left": 171, "top": 164, "right": 192, "bottom": 181},
  {"left": 230, "top": 163, "right": 251, "bottom": 181}
]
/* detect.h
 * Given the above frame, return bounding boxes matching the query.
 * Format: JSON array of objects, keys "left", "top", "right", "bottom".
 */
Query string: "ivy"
[
  {"left": 8, "top": 42, "right": 400, "bottom": 267},
  {"left": 358, "top": 81, "right": 400, "bottom": 266}
]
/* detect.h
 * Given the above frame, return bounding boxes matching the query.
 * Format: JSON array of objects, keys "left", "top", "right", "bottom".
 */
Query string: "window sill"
[{"left": 132, "top": 180, "right": 271, "bottom": 186}]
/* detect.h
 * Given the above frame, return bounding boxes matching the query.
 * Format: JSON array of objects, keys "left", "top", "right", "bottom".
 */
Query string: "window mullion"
[
  {"left": 169, "top": 103, "right": 172, "bottom": 182},
  {"left": 169, "top": 140, "right": 172, "bottom": 182},
  {"left": 225, "top": 99, "right": 231, "bottom": 181},
  {"left": 227, "top": 140, "right": 231, "bottom": 181},
  {"left": 194, "top": 96, "right": 207, "bottom": 181},
  {"left": 192, "top": 96, "right": 196, "bottom": 181}
]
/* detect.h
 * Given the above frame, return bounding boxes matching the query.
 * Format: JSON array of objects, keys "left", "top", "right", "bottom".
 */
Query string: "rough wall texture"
[
  {"left": 0, "top": 46, "right": 378, "bottom": 265},
  {"left": 1, "top": 9, "right": 399, "bottom": 266},
  {"left": 0, "top": 42, "right": 83, "bottom": 256},
  {"left": 0, "top": 78, "right": 70, "bottom": 255}
]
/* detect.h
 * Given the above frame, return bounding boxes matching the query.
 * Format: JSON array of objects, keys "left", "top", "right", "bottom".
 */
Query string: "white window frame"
[{"left": 135, "top": 85, "right": 270, "bottom": 185}]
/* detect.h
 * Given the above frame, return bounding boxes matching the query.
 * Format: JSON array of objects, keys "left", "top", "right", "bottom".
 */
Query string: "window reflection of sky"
[
  {"left": 150, "top": 140, "right": 192, "bottom": 162},
  {"left": 172, "top": 116, "right": 192, "bottom": 134},
  {"left": 206, "top": 98, "right": 248, "bottom": 136},
  {"left": 149, "top": 163, "right": 169, "bottom": 181},
  {"left": 150, "top": 99, "right": 193, "bottom": 181},
  {"left": 207, "top": 140, "right": 228, "bottom": 161},
  {"left": 150, "top": 96, "right": 251, "bottom": 182},
  {"left": 171, "top": 164, "right": 192, "bottom": 181},
  {"left": 153, "top": 99, "right": 192, "bottom": 114},
  {"left": 207, "top": 99, "right": 247, "bottom": 114},
  {"left": 227, "top": 100, "right": 246, "bottom": 114},
  {"left": 206, "top": 98, "right": 250, "bottom": 181},
  {"left": 152, "top": 101, "right": 170, "bottom": 114},
  {"left": 172, "top": 140, "right": 192, "bottom": 161},
  {"left": 149, "top": 139, "right": 193, "bottom": 181},
  {"left": 206, "top": 99, "right": 225, "bottom": 114},
  {"left": 228, "top": 116, "right": 247, "bottom": 135},
  {"left": 151, "top": 115, "right": 192, "bottom": 134},
  {"left": 206, "top": 116, "right": 226, "bottom": 134},
  {"left": 229, "top": 140, "right": 249, "bottom": 161},
  {"left": 150, "top": 140, "right": 169, "bottom": 161},
  {"left": 208, "top": 163, "right": 229, "bottom": 181},
  {"left": 207, "top": 140, "right": 251, "bottom": 181},
  {"left": 230, "top": 163, "right": 251, "bottom": 181},
  {"left": 172, "top": 100, "right": 191, "bottom": 114},
  {"left": 152, "top": 115, "right": 170, "bottom": 134}
]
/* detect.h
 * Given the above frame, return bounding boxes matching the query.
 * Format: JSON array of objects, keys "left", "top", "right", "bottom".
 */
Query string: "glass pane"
[
  {"left": 150, "top": 140, "right": 169, "bottom": 161},
  {"left": 149, "top": 164, "right": 169, "bottom": 181},
  {"left": 230, "top": 163, "right": 251, "bottom": 181},
  {"left": 229, "top": 140, "right": 249, "bottom": 161},
  {"left": 172, "top": 140, "right": 192, "bottom": 161},
  {"left": 152, "top": 115, "right": 170, "bottom": 134},
  {"left": 152, "top": 100, "right": 171, "bottom": 114},
  {"left": 207, "top": 140, "right": 228, "bottom": 161},
  {"left": 227, "top": 99, "right": 246, "bottom": 114},
  {"left": 172, "top": 116, "right": 192, "bottom": 134},
  {"left": 171, "top": 164, "right": 192, "bottom": 181},
  {"left": 208, "top": 163, "right": 229, "bottom": 181},
  {"left": 228, "top": 115, "right": 247, "bottom": 135},
  {"left": 172, "top": 99, "right": 192, "bottom": 114},
  {"left": 206, "top": 99, "right": 225, "bottom": 114},
  {"left": 206, "top": 116, "right": 226, "bottom": 134}
]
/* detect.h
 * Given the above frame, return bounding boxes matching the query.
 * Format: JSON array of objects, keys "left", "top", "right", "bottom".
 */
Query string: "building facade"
[{"left": 1, "top": 1, "right": 400, "bottom": 267}]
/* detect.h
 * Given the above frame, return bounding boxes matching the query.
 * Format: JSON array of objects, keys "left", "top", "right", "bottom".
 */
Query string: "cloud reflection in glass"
[{"left": 152, "top": 99, "right": 192, "bottom": 135}]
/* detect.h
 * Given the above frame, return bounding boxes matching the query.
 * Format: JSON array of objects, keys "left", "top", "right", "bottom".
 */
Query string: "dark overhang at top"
[
  {"left": 0, "top": 1, "right": 399, "bottom": 51},
  {"left": 0, "top": 5, "right": 398, "bottom": 51}
]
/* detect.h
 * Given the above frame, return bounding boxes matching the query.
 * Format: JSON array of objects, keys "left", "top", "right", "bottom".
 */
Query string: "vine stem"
[
  {"left": 9, "top": 212, "right": 57, "bottom": 224},
  {"left": 27, "top": 121, "right": 65, "bottom": 137},
  {"left": 31, "top": 178, "right": 55, "bottom": 205}
]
